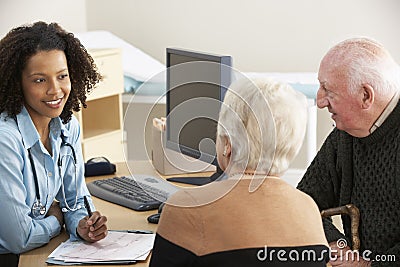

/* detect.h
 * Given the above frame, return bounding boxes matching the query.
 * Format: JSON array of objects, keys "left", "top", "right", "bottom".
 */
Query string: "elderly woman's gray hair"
[{"left": 217, "top": 77, "right": 308, "bottom": 176}]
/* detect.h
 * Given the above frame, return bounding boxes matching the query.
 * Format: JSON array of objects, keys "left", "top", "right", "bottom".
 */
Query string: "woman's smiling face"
[{"left": 21, "top": 49, "right": 71, "bottom": 125}]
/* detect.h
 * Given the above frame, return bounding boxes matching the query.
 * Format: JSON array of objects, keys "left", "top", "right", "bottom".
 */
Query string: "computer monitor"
[{"left": 165, "top": 48, "right": 232, "bottom": 185}]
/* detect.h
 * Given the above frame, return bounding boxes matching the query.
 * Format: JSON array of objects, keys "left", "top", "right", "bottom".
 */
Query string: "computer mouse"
[{"left": 147, "top": 202, "right": 165, "bottom": 224}]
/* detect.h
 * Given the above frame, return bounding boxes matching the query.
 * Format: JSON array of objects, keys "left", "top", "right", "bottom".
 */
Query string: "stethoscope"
[{"left": 28, "top": 133, "right": 81, "bottom": 218}]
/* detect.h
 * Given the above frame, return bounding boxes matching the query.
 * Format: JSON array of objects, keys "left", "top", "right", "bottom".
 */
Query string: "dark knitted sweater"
[{"left": 297, "top": 101, "right": 400, "bottom": 267}]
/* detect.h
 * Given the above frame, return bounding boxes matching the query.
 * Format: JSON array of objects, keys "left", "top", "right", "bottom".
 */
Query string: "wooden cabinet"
[{"left": 74, "top": 48, "right": 125, "bottom": 162}]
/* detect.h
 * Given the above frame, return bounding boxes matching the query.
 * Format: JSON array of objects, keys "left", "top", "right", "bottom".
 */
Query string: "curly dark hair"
[{"left": 0, "top": 21, "right": 101, "bottom": 123}]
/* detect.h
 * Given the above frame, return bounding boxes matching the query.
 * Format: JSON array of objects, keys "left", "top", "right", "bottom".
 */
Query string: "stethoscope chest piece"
[
  {"left": 32, "top": 200, "right": 46, "bottom": 217},
  {"left": 28, "top": 132, "right": 79, "bottom": 217}
]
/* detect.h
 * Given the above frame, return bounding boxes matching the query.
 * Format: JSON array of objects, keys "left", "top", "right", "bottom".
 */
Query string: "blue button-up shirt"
[{"left": 0, "top": 106, "right": 94, "bottom": 254}]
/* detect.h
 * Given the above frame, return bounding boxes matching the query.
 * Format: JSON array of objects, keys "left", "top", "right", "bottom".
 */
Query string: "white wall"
[
  {"left": 86, "top": 0, "right": 400, "bottom": 72},
  {"left": 85, "top": 0, "right": 400, "bottom": 166},
  {"left": 0, "top": 0, "right": 87, "bottom": 38},
  {"left": 3, "top": 0, "right": 399, "bottom": 168}
]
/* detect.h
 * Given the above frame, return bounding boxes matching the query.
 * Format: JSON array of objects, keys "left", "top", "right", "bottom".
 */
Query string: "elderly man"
[{"left": 297, "top": 37, "right": 400, "bottom": 267}]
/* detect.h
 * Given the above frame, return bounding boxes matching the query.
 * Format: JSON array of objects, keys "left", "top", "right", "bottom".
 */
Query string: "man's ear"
[{"left": 361, "top": 83, "right": 374, "bottom": 109}]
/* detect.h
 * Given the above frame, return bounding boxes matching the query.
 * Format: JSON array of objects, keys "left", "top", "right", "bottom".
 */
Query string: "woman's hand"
[
  {"left": 77, "top": 211, "right": 108, "bottom": 242},
  {"left": 46, "top": 201, "right": 64, "bottom": 227}
]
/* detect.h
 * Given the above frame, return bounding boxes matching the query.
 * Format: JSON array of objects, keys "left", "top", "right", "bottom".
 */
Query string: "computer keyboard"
[{"left": 87, "top": 175, "right": 178, "bottom": 211}]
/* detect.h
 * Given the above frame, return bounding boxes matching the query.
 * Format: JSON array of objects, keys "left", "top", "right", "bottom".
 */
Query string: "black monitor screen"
[{"left": 166, "top": 48, "right": 232, "bottom": 166}]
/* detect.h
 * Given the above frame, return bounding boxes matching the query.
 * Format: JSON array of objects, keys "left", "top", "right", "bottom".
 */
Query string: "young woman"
[{"left": 0, "top": 21, "right": 108, "bottom": 266}]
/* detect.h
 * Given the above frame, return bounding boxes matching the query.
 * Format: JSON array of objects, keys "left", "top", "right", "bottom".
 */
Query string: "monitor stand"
[{"left": 166, "top": 167, "right": 224, "bottom": 186}]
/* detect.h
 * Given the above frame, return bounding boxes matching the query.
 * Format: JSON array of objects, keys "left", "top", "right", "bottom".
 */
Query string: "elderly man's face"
[{"left": 316, "top": 55, "right": 368, "bottom": 137}]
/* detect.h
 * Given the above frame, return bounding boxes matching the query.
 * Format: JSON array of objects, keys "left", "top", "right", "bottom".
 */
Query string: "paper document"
[{"left": 47, "top": 231, "right": 155, "bottom": 265}]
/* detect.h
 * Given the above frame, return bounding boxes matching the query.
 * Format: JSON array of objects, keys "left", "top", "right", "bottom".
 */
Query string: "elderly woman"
[{"left": 150, "top": 77, "right": 329, "bottom": 266}]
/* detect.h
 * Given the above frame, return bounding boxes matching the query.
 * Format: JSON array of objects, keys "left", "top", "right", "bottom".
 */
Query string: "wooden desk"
[{"left": 19, "top": 161, "right": 211, "bottom": 267}]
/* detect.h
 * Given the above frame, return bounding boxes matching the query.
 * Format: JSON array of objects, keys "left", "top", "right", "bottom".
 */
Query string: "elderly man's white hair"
[
  {"left": 325, "top": 37, "right": 400, "bottom": 96},
  {"left": 217, "top": 77, "right": 308, "bottom": 176}
]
